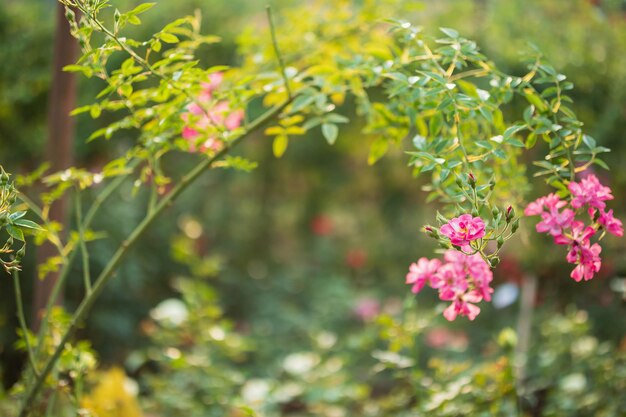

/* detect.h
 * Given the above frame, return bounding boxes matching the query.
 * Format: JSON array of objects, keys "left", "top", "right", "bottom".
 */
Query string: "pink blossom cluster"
[
  {"left": 181, "top": 72, "right": 244, "bottom": 153},
  {"left": 406, "top": 250, "right": 494, "bottom": 321},
  {"left": 525, "top": 174, "right": 623, "bottom": 282},
  {"left": 439, "top": 214, "right": 486, "bottom": 247}
]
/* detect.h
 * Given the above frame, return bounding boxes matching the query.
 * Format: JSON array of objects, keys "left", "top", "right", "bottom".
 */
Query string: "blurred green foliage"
[{"left": 0, "top": 0, "right": 625, "bottom": 415}]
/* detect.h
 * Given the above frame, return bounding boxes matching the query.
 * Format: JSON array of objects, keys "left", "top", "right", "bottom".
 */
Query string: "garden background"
[{"left": 0, "top": 0, "right": 625, "bottom": 415}]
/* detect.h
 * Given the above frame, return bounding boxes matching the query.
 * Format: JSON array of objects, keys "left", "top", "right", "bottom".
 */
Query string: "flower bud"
[
  {"left": 424, "top": 226, "right": 438, "bottom": 238},
  {"left": 468, "top": 172, "right": 476, "bottom": 188},
  {"left": 15, "top": 245, "right": 26, "bottom": 260},
  {"left": 505, "top": 205, "right": 515, "bottom": 221},
  {"left": 455, "top": 178, "right": 463, "bottom": 188},
  {"left": 471, "top": 208, "right": 479, "bottom": 217},
  {"left": 491, "top": 207, "right": 499, "bottom": 217},
  {"left": 0, "top": 169, "right": 9, "bottom": 185},
  {"left": 489, "top": 180, "right": 496, "bottom": 191},
  {"left": 497, "top": 236, "right": 504, "bottom": 248},
  {"left": 511, "top": 218, "right": 520, "bottom": 233},
  {"left": 490, "top": 256, "right": 500, "bottom": 267}
]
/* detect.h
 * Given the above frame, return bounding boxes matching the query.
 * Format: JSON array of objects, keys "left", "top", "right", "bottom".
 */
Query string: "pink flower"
[
  {"left": 568, "top": 174, "right": 613, "bottom": 209},
  {"left": 443, "top": 250, "right": 493, "bottom": 301},
  {"left": 406, "top": 258, "right": 441, "bottom": 294},
  {"left": 431, "top": 262, "right": 467, "bottom": 300},
  {"left": 567, "top": 242, "right": 602, "bottom": 282},
  {"left": 440, "top": 214, "right": 486, "bottom": 247},
  {"left": 443, "top": 291, "right": 482, "bottom": 321},
  {"left": 524, "top": 196, "right": 546, "bottom": 216},
  {"left": 181, "top": 72, "right": 244, "bottom": 153},
  {"left": 353, "top": 297, "right": 380, "bottom": 321},
  {"left": 535, "top": 207, "right": 575, "bottom": 237},
  {"left": 597, "top": 209, "right": 623, "bottom": 237},
  {"left": 553, "top": 220, "right": 595, "bottom": 246}
]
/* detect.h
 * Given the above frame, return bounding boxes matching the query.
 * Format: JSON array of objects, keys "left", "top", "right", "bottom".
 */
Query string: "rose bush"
[{"left": 0, "top": 0, "right": 623, "bottom": 415}]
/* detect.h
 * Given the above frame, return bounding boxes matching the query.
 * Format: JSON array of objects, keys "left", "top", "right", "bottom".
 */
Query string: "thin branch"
[
  {"left": 12, "top": 270, "right": 40, "bottom": 377},
  {"left": 73, "top": 190, "right": 91, "bottom": 294},
  {"left": 34, "top": 160, "right": 139, "bottom": 358},
  {"left": 18, "top": 95, "right": 297, "bottom": 417},
  {"left": 72, "top": 1, "right": 218, "bottom": 125},
  {"left": 266, "top": 6, "right": 292, "bottom": 99}
]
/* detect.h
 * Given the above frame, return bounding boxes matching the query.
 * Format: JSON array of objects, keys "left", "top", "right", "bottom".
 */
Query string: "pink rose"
[{"left": 439, "top": 214, "right": 485, "bottom": 247}]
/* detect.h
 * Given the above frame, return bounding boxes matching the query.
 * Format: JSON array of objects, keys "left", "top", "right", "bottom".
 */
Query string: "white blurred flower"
[
  {"left": 283, "top": 352, "right": 320, "bottom": 375},
  {"left": 150, "top": 298, "right": 188, "bottom": 326}
]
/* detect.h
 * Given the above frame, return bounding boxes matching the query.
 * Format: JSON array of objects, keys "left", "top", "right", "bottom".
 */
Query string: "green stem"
[
  {"left": 74, "top": 190, "right": 91, "bottom": 294},
  {"left": 266, "top": 6, "right": 292, "bottom": 99},
  {"left": 16, "top": 193, "right": 66, "bottom": 259},
  {"left": 72, "top": 1, "right": 217, "bottom": 125},
  {"left": 17, "top": 97, "right": 295, "bottom": 417},
  {"left": 34, "top": 161, "right": 138, "bottom": 358},
  {"left": 12, "top": 270, "right": 40, "bottom": 377}
]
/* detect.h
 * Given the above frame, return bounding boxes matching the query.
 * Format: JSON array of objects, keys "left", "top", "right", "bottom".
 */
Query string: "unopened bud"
[
  {"left": 15, "top": 245, "right": 26, "bottom": 260},
  {"left": 471, "top": 208, "right": 479, "bottom": 217},
  {"left": 468, "top": 172, "right": 476, "bottom": 188},
  {"left": 490, "top": 256, "right": 500, "bottom": 267},
  {"left": 0, "top": 169, "right": 9, "bottom": 185},
  {"left": 491, "top": 207, "right": 499, "bottom": 217},
  {"left": 424, "top": 226, "right": 438, "bottom": 238},
  {"left": 489, "top": 180, "right": 496, "bottom": 191},
  {"left": 455, "top": 178, "right": 463, "bottom": 188},
  {"left": 497, "top": 236, "right": 504, "bottom": 248},
  {"left": 506, "top": 205, "right": 515, "bottom": 221},
  {"left": 511, "top": 218, "right": 520, "bottom": 233}
]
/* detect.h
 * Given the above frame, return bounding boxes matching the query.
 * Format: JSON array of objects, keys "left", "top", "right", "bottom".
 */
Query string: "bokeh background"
[{"left": 0, "top": 0, "right": 625, "bottom": 415}]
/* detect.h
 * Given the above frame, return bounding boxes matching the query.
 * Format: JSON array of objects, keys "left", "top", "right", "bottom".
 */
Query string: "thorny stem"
[{"left": 17, "top": 96, "right": 296, "bottom": 417}]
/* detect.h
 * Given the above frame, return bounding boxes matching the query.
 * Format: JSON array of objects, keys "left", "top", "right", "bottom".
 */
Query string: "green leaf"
[
  {"left": 90, "top": 105, "right": 102, "bottom": 119},
  {"left": 526, "top": 133, "right": 537, "bottom": 149},
  {"left": 128, "top": 3, "right": 156, "bottom": 16},
  {"left": 582, "top": 134, "right": 596, "bottom": 149},
  {"left": 321, "top": 123, "right": 338, "bottom": 145},
  {"left": 493, "top": 149, "right": 507, "bottom": 159},
  {"left": 368, "top": 137, "right": 389, "bottom": 165},
  {"left": 290, "top": 94, "right": 316, "bottom": 113},
  {"left": 273, "top": 135, "right": 288, "bottom": 158},
  {"left": 222, "top": 156, "right": 258, "bottom": 172},
  {"left": 6, "top": 225, "right": 24, "bottom": 241},
  {"left": 13, "top": 219, "right": 44, "bottom": 231},
  {"left": 593, "top": 158, "right": 609, "bottom": 170},
  {"left": 439, "top": 27, "right": 459, "bottom": 38},
  {"left": 503, "top": 124, "right": 525, "bottom": 140},
  {"left": 159, "top": 33, "right": 179, "bottom": 44},
  {"left": 324, "top": 113, "right": 349, "bottom": 124},
  {"left": 523, "top": 88, "right": 548, "bottom": 112},
  {"left": 9, "top": 211, "right": 27, "bottom": 221},
  {"left": 429, "top": 113, "right": 443, "bottom": 137},
  {"left": 62, "top": 65, "right": 93, "bottom": 78},
  {"left": 505, "top": 138, "right": 525, "bottom": 148}
]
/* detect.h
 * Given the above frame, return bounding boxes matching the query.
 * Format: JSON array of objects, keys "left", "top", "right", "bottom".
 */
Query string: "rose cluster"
[
  {"left": 525, "top": 174, "right": 623, "bottom": 281},
  {"left": 406, "top": 249, "right": 494, "bottom": 321},
  {"left": 181, "top": 72, "right": 244, "bottom": 153}
]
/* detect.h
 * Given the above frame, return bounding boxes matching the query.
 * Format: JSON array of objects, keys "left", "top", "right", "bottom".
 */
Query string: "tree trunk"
[{"left": 32, "top": 3, "right": 78, "bottom": 330}]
